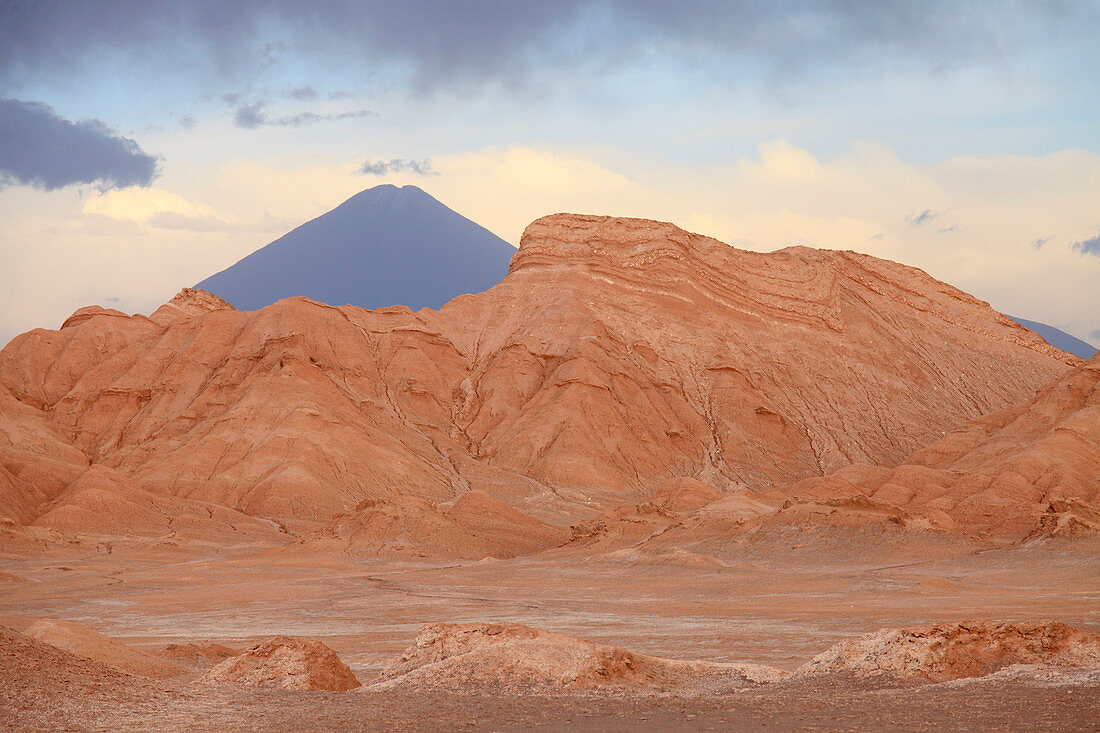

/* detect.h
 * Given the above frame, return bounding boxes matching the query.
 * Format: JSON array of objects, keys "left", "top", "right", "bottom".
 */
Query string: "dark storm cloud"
[
  {"left": 0, "top": 98, "right": 159, "bottom": 190},
  {"left": 359, "top": 158, "right": 437, "bottom": 176},
  {"left": 0, "top": 1, "right": 1086, "bottom": 94},
  {"left": 1070, "top": 232, "right": 1100, "bottom": 258},
  {"left": 232, "top": 100, "right": 373, "bottom": 128}
]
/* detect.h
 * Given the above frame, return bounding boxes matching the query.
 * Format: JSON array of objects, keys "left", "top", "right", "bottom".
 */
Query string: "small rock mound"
[
  {"left": 374, "top": 622, "right": 785, "bottom": 695},
  {"left": 24, "top": 618, "right": 187, "bottom": 680},
  {"left": 161, "top": 642, "right": 239, "bottom": 670},
  {"left": 797, "top": 621, "right": 1100, "bottom": 682},
  {"left": 201, "top": 636, "right": 360, "bottom": 691}
]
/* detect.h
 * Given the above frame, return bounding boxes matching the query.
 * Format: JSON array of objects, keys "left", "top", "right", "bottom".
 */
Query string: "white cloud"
[{"left": 82, "top": 187, "right": 230, "bottom": 230}]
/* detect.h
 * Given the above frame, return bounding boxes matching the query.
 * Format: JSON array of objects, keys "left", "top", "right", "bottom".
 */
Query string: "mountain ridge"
[
  {"left": 1008, "top": 315, "right": 1097, "bottom": 359},
  {"left": 0, "top": 212, "right": 1088, "bottom": 553}
]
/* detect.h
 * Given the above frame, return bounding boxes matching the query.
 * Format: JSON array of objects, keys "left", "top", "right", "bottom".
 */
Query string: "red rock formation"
[
  {"left": 200, "top": 636, "right": 360, "bottom": 691},
  {"left": 374, "top": 622, "right": 785, "bottom": 694},
  {"left": 24, "top": 618, "right": 188, "bottom": 680},
  {"left": 765, "top": 349, "right": 1100, "bottom": 540},
  {"left": 160, "top": 642, "right": 239, "bottom": 670},
  {"left": 797, "top": 621, "right": 1100, "bottom": 682},
  {"left": 303, "top": 489, "right": 569, "bottom": 559},
  {"left": 0, "top": 214, "right": 1079, "bottom": 549}
]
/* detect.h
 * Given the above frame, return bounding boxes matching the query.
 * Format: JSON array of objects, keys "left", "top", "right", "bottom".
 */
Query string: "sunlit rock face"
[{"left": 0, "top": 213, "right": 1082, "bottom": 553}]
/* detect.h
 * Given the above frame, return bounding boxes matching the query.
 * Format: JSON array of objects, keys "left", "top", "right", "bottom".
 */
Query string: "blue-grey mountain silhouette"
[
  {"left": 196, "top": 185, "right": 516, "bottom": 311},
  {"left": 1008, "top": 316, "right": 1097, "bottom": 359}
]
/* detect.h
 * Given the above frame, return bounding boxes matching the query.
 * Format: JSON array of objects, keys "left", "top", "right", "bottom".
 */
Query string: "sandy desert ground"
[{"left": 2, "top": 530, "right": 1098, "bottom": 731}]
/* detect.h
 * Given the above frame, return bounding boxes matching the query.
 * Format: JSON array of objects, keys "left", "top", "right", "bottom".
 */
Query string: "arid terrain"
[{"left": 1, "top": 214, "right": 1098, "bottom": 730}]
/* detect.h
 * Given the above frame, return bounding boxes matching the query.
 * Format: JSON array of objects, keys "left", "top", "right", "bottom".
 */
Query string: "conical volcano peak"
[
  {"left": 337, "top": 184, "right": 432, "bottom": 209},
  {"left": 195, "top": 187, "right": 516, "bottom": 312}
]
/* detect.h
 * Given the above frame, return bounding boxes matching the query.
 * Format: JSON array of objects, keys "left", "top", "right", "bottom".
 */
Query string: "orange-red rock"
[
  {"left": 24, "top": 618, "right": 188, "bottom": 680},
  {"left": 200, "top": 636, "right": 360, "bottom": 691},
  {"left": 374, "top": 622, "right": 785, "bottom": 694},
  {"left": 303, "top": 489, "right": 568, "bottom": 559},
  {"left": 765, "top": 349, "right": 1100, "bottom": 540},
  {"left": 0, "top": 214, "right": 1080, "bottom": 550},
  {"left": 797, "top": 621, "right": 1100, "bottom": 682}
]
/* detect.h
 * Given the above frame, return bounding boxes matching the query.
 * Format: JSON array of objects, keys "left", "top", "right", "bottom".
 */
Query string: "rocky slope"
[
  {"left": 0, "top": 214, "right": 1080, "bottom": 550},
  {"left": 639, "top": 348, "right": 1100, "bottom": 545},
  {"left": 23, "top": 619, "right": 188, "bottom": 680}
]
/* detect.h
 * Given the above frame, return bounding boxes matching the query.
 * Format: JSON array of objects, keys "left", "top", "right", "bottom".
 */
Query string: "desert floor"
[{"left": 2, "top": 530, "right": 1098, "bottom": 730}]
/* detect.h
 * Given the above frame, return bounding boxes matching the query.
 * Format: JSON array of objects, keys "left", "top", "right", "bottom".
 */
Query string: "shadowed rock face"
[
  {"left": 195, "top": 185, "right": 517, "bottom": 312},
  {"left": 0, "top": 213, "right": 1082, "bottom": 551}
]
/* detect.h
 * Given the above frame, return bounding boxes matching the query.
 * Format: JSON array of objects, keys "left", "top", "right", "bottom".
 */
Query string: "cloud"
[
  {"left": 359, "top": 158, "right": 437, "bottom": 176},
  {"left": 1032, "top": 236, "right": 1053, "bottom": 249},
  {"left": 0, "top": 2, "right": 1092, "bottom": 96},
  {"left": 287, "top": 85, "right": 317, "bottom": 101},
  {"left": 936, "top": 225, "right": 959, "bottom": 234},
  {"left": 83, "top": 187, "right": 226, "bottom": 230},
  {"left": 0, "top": 98, "right": 159, "bottom": 191},
  {"left": 1070, "top": 232, "right": 1100, "bottom": 257},
  {"left": 148, "top": 211, "right": 231, "bottom": 232},
  {"left": 233, "top": 101, "right": 267, "bottom": 128},
  {"left": 233, "top": 100, "right": 373, "bottom": 128},
  {"left": 44, "top": 213, "right": 145, "bottom": 238},
  {"left": 905, "top": 209, "right": 938, "bottom": 226}
]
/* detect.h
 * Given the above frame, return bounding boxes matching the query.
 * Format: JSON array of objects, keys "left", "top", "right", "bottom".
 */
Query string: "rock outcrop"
[
  {"left": 160, "top": 642, "right": 239, "bottom": 671},
  {"left": 797, "top": 621, "right": 1100, "bottom": 682},
  {"left": 373, "top": 622, "right": 785, "bottom": 695},
  {"left": 304, "top": 489, "right": 569, "bottom": 559},
  {"left": 200, "top": 636, "right": 360, "bottom": 691}
]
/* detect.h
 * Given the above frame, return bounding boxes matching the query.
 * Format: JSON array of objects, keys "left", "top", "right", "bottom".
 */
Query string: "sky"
[{"left": 1, "top": 0, "right": 1099, "bottom": 347}]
